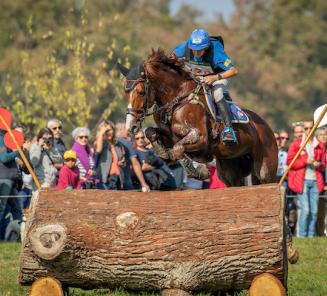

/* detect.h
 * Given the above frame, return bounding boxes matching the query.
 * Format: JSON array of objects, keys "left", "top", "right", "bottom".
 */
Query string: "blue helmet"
[{"left": 188, "top": 29, "right": 210, "bottom": 50}]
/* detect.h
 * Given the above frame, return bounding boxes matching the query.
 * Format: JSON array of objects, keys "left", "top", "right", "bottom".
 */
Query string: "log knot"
[
  {"left": 115, "top": 212, "right": 139, "bottom": 231},
  {"left": 29, "top": 224, "right": 67, "bottom": 260}
]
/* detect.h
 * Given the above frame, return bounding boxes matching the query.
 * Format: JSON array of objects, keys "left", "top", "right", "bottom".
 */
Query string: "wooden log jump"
[{"left": 19, "top": 184, "right": 287, "bottom": 295}]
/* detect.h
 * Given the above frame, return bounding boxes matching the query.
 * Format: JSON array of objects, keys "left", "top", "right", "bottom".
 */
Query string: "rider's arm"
[{"left": 218, "top": 66, "right": 238, "bottom": 80}]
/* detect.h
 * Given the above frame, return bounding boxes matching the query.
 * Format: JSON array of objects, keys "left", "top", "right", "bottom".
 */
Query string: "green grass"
[{"left": 1, "top": 238, "right": 326, "bottom": 296}]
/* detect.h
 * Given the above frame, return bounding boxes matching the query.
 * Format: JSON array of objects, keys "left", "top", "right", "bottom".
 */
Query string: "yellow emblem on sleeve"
[{"left": 224, "top": 59, "right": 231, "bottom": 67}]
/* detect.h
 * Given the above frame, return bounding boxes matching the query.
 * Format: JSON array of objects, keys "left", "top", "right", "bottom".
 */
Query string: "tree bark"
[{"left": 19, "top": 184, "right": 287, "bottom": 293}]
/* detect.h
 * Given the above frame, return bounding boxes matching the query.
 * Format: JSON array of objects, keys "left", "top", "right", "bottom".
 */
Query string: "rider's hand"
[{"left": 203, "top": 74, "right": 218, "bottom": 85}]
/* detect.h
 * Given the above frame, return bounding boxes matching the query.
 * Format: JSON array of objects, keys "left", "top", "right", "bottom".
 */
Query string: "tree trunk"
[{"left": 19, "top": 184, "right": 287, "bottom": 293}]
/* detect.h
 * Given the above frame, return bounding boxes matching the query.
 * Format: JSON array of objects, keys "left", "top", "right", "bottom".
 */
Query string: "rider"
[{"left": 173, "top": 28, "right": 239, "bottom": 145}]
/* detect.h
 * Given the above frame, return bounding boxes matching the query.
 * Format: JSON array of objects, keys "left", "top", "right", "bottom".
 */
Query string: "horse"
[{"left": 117, "top": 49, "right": 278, "bottom": 186}]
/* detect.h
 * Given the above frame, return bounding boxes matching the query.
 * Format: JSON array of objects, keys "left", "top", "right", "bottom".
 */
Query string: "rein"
[{"left": 125, "top": 64, "right": 205, "bottom": 130}]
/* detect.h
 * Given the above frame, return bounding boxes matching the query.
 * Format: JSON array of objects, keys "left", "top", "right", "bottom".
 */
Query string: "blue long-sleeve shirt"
[{"left": 0, "top": 134, "right": 18, "bottom": 164}]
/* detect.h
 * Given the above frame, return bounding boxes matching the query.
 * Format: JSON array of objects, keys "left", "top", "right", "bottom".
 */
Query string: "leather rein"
[{"left": 125, "top": 74, "right": 203, "bottom": 128}]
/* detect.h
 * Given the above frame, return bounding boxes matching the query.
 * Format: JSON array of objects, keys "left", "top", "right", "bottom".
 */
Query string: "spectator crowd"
[{"left": 0, "top": 114, "right": 326, "bottom": 241}]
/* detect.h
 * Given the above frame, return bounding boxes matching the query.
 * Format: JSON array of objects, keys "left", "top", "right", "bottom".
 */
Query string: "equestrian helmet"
[{"left": 188, "top": 29, "right": 210, "bottom": 50}]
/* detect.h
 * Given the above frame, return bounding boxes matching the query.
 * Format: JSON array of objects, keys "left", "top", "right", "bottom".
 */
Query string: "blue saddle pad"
[{"left": 204, "top": 88, "right": 249, "bottom": 124}]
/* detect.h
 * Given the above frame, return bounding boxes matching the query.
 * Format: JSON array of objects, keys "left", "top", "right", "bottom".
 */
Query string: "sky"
[{"left": 169, "top": 0, "right": 235, "bottom": 22}]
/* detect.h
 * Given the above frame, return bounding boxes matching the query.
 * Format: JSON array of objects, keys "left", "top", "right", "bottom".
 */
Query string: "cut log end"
[
  {"left": 29, "top": 224, "right": 67, "bottom": 260},
  {"left": 29, "top": 276, "right": 64, "bottom": 296},
  {"left": 249, "top": 273, "right": 286, "bottom": 296}
]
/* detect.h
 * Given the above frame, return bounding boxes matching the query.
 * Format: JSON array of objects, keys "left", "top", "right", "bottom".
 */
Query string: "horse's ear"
[{"left": 116, "top": 63, "right": 130, "bottom": 77}]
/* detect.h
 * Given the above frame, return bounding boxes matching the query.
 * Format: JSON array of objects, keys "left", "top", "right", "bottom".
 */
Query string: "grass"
[{"left": 0, "top": 238, "right": 326, "bottom": 296}]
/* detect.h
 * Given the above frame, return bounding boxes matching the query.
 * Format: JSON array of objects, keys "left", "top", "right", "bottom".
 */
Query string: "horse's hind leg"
[
  {"left": 252, "top": 149, "right": 278, "bottom": 184},
  {"left": 216, "top": 157, "right": 250, "bottom": 187}
]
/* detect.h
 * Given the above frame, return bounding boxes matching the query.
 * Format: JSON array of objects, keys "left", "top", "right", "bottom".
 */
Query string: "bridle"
[
  {"left": 124, "top": 75, "right": 151, "bottom": 132},
  {"left": 124, "top": 64, "right": 205, "bottom": 133}
]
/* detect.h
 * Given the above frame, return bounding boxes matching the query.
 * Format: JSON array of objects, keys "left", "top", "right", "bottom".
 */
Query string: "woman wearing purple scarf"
[{"left": 71, "top": 127, "right": 96, "bottom": 189}]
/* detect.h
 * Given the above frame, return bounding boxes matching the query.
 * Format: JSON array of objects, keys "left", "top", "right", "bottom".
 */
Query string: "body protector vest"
[{"left": 184, "top": 36, "right": 225, "bottom": 76}]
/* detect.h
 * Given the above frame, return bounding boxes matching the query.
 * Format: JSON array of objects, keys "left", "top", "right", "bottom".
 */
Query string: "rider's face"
[{"left": 192, "top": 49, "right": 206, "bottom": 58}]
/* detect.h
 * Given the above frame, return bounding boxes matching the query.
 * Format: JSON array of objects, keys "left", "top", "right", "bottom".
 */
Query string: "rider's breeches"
[{"left": 212, "top": 79, "right": 228, "bottom": 103}]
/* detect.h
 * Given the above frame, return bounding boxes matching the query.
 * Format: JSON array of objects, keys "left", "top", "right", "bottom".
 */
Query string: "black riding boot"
[{"left": 216, "top": 97, "right": 238, "bottom": 145}]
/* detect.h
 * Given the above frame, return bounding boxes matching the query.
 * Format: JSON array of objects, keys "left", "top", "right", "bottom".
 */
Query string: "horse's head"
[{"left": 117, "top": 62, "right": 155, "bottom": 135}]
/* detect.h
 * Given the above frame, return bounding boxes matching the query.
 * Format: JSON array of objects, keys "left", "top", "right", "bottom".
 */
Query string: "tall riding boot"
[{"left": 216, "top": 97, "right": 238, "bottom": 145}]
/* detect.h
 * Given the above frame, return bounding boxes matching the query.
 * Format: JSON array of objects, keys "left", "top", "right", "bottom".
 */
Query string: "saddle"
[{"left": 203, "top": 87, "right": 249, "bottom": 123}]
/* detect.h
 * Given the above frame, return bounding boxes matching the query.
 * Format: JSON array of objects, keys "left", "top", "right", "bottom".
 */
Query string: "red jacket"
[
  {"left": 57, "top": 165, "right": 81, "bottom": 190},
  {"left": 287, "top": 137, "right": 326, "bottom": 193}
]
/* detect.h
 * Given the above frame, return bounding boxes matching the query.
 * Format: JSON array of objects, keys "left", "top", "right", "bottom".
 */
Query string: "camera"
[{"left": 43, "top": 138, "right": 52, "bottom": 146}]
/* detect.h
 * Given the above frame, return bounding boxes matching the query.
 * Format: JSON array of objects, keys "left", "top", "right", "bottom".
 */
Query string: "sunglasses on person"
[
  {"left": 135, "top": 136, "right": 145, "bottom": 140},
  {"left": 304, "top": 127, "right": 312, "bottom": 131},
  {"left": 78, "top": 135, "right": 88, "bottom": 139},
  {"left": 52, "top": 126, "right": 62, "bottom": 131},
  {"left": 280, "top": 137, "right": 289, "bottom": 140}
]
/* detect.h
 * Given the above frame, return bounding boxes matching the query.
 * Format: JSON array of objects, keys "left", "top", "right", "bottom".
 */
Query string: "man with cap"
[{"left": 173, "top": 28, "right": 239, "bottom": 145}]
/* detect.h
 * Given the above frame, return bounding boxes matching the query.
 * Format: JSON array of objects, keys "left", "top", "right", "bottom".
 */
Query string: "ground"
[{"left": 0, "top": 238, "right": 326, "bottom": 296}]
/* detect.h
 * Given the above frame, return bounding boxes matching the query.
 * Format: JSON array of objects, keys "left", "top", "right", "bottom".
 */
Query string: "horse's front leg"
[
  {"left": 144, "top": 127, "right": 173, "bottom": 160},
  {"left": 171, "top": 124, "right": 200, "bottom": 160}
]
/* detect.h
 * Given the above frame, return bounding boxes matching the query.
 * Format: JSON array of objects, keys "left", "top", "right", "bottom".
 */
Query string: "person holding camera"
[
  {"left": 30, "top": 128, "right": 63, "bottom": 189},
  {"left": 94, "top": 120, "right": 126, "bottom": 190}
]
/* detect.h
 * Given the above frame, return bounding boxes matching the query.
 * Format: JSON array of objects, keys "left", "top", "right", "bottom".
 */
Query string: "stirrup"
[{"left": 221, "top": 127, "right": 238, "bottom": 145}]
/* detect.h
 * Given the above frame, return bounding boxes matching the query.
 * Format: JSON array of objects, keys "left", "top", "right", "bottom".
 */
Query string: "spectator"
[
  {"left": 316, "top": 127, "right": 327, "bottom": 235},
  {"left": 0, "top": 127, "right": 20, "bottom": 240},
  {"left": 30, "top": 128, "right": 63, "bottom": 189},
  {"left": 71, "top": 127, "right": 96, "bottom": 189},
  {"left": 17, "top": 133, "right": 34, "bottom": 209},
  {"left": 287, "top": 120, "right": 326, "bottom": 237},
  {"left": 133, "top": 130, "right": 180, "bottom": 190},
  {"left": 292, "top": 121, "right": 304, "bottom": 140},
  {"left": 279, "top": 130, "right": 290, "bottom": 150},
  {"left": 116, "top": 122, "right": 150, "bottom": 192},
  {"left": 57, "top": 150, "right": 81, "bottom": 190},
  {"left": 94, "top": 120, "right": 126, "bottom": 190},
  {"left": 207, "top": 161, "right": 227, "bottom": 189},
  {"left": 276, "top": 131, "right": 288, "bottom": 184},
  {"left": 47, "top": 118, "right": 66, "bottom": 158},
  {"left": 274, "top": 131, "right": 280, "bottom": 149},
  {"left": 316, "top": 127, "right": 327, "bottom": 188}
]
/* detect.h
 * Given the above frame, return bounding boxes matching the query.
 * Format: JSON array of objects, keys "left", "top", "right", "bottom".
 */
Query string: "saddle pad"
[{"left": 204, "top": 87, "right": 249, "bottom": 124}]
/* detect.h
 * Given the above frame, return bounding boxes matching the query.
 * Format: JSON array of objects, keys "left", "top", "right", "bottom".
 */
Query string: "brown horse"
[{"left": 118, "top": 49, "right": 277, "bottom": 186}]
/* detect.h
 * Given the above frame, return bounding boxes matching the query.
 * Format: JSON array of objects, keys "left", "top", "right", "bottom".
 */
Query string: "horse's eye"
[{"left": 139, "top": 91, "right": 146, "bottom": 97}]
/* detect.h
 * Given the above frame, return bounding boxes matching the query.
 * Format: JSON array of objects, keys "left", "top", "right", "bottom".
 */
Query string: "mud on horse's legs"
[{"left": 171, "top": 125, "right": 200, "bottom": 160}]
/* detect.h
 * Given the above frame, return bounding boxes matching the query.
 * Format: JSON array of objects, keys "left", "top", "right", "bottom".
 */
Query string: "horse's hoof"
[{"left": 287, "top": 245, "right": 299, "bottom": 264}]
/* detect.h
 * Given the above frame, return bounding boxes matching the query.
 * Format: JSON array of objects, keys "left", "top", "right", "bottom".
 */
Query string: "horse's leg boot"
[{"left": 180, "top": 155, "right": 210, "bottom": 180}]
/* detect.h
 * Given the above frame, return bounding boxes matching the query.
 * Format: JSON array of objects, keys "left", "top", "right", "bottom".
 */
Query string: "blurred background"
[{"left": 0, "top": 0, "right": 326, "bottom": 134}]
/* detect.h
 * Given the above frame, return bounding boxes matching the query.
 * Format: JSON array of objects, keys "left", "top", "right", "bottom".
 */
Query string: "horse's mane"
[{"left": 144, "top": 48, "right": 189, "bottom": 79}]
